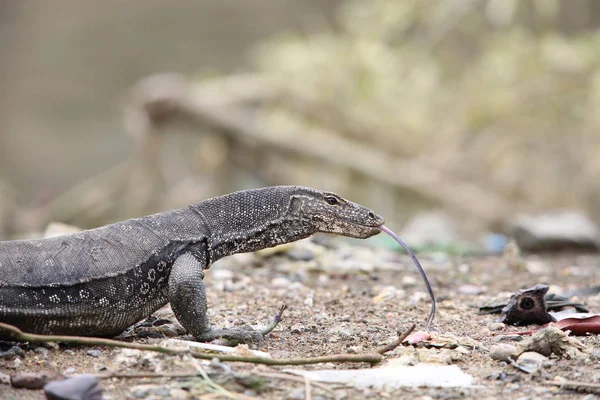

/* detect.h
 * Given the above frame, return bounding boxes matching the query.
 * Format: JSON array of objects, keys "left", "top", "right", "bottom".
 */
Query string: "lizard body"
[{"left": 0, "top": 186, "right": 383, "bottom": 342}]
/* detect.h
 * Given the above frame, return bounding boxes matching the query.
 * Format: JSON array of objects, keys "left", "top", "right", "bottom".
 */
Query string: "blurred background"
[{"left": 2, "top": 0, "right": 600, "bottom": 250}]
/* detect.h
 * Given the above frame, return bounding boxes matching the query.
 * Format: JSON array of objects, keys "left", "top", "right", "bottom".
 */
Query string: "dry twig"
[
  {"left": 375, "top": 324, "right": 416, "bottom": 354},
  {"left": 0, "top": 322, "right": 406, "bottom": 366},
  {"left": 543, "top": 380, "right": 600, "bottom": 394}
]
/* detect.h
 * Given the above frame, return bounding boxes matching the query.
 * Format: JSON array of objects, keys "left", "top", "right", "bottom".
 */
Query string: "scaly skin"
[{"left": 0, "top": 186, "right": 383, "bottom": 342}]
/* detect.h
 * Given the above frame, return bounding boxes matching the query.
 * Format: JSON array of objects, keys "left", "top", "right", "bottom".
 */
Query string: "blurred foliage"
[{"left": 250, "top": 0, "right": 600, "bottom": 219}]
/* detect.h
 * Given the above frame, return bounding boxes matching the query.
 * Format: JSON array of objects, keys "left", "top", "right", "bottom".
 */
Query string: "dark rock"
[
  {"left": 44, "top": 374, "right": 102, "bottom": 400},
  {"left": 0, "top": 345, "right": 24, "bottom": 360},
  {"left": 10, "top": 371, "right": 65, "bottom": 389},
  {"left": 509, "top": 211, "right": 600, "bottom": 252}
]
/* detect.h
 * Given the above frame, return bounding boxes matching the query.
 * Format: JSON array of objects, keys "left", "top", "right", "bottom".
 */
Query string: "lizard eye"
[{"left": 325, "top": 196, "right": 339, "bottom": 206}]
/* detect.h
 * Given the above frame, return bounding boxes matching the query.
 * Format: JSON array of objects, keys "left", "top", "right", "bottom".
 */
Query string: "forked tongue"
[{"left": 380, "top": 225, "right": 436, "bottom": 330}]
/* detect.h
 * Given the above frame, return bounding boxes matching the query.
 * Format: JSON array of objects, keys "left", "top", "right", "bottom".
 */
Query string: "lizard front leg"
[{"left": 168, "top": 252, "right": 264, "bottom": 344}]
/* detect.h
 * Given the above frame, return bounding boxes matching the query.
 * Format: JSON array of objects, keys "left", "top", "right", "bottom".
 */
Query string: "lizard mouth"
[
  {"left": 344, "top": 223, "right": 382, "bottom": 238},
  {"left": 363, "top": 228, "right": 382, "bottom": 238},
  {"left": 350, "top": 216, "right": 385, "bottom": 233}
]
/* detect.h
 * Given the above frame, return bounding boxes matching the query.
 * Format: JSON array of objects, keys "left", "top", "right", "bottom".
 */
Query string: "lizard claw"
[{"left": 259, "top": 304, "right": 287, "bottom": 336}]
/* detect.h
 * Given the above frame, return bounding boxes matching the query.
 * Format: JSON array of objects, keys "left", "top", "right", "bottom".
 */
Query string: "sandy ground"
[{"left": 2, "top": 237, "right": 600, "bottom": 399}]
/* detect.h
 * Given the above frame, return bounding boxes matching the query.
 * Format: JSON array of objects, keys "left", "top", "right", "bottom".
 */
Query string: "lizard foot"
[{"left": 195, "top": 305, "right": 288, "bottom": 347}]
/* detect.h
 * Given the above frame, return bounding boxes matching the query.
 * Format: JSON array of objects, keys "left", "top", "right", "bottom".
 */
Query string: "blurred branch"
[
  {"left": 197, "top": 75, "right": 375, "bottom": 143},
  {"left": 125, "top": 73, "right": 512, "bottom": 225}
]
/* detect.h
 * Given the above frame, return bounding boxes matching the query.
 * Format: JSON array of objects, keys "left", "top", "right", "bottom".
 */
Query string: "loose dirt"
[{"left": 2, "top": 238, "right": 599, "bottom": 399}]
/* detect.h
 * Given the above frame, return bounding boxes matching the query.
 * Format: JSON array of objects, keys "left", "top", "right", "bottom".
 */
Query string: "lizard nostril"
[{"left": 368, "top": 212, "right": 375, "bottom": 219}]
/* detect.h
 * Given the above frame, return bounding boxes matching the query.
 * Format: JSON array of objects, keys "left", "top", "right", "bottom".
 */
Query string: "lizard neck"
[
  {"left": 207, "top": 217, "right": 315, "bottom": 262},
  {"left": 190, "top": 187, "right": 316, "bottom": 263}
]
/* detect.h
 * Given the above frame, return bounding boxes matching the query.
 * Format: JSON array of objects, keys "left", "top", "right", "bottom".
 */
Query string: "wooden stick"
[{"left": 0, "top": 322, "right": 398, "bottom": 366}]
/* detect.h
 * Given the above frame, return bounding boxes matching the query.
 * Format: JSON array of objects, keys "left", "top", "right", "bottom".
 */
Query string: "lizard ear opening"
[{"left": 289, "top": 197, "right": 303, "bottom": 214}]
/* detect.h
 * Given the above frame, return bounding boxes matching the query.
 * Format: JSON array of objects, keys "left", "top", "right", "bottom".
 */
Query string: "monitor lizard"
[{"left": 0, "top": 186, "right": 384, "bottom": 343}]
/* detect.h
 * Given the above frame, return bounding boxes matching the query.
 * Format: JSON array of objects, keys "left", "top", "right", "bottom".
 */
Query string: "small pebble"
[
  {"left": 525, "top": 260, "right": 550, "bottom": 274},
  {"left": 518, "top": 351, "right": 548, "bottom": 363},
  {"left": 328, "top": 326, "right": 354, "bottom": 340},
  {"left": 86, "top": 349, "right": 102, "bottom": 358},
  {"left": 489, "top": 344, "right": 520, "bottom": 362},
  {"left": 493, "top": 335, "right": 523, "bottom": 342},
  {"left": 457, "top": 284, "right": 486, "bottom": 295},
  {"left": 457, "top": 263, "right": 470, "bottom": 274},
  {"left": 34, "top": 347, "right": 49, "bottom": 358},
  {"left": 271, "top": 277, "right": 291, "bottom": 288},
  {"left": 409, "top": 291, "right": 429, "bottom": 305},
  {"left": 63, "top": 350, "right": 75, "bottom": 356},
  {"left": 211, "top": 269, "right": 234, "bottom": 281},
  {"left": 401, "top": 276, "right": 417, "bottom": 288},
  {"left": 287, "top": 247, "right": 314, "bottom": 261},
  {"left": 488, "top": 322, "right": 505, "bottom": 331},
  {"left": 131, "top": 384, "right": 170, "bottom": 398},
  {"left": 169, "top": 388, "right": 190, "bottom": 399},
  {"left": 131, "top": 387, "right": 148, "bottom": 398},
  {"left": 287, "top": 388, "right": 305, "bottom": 400},
  {"left": 0, "top": 346, "right": 24, "bottom": 360},
  {"left": 516, "top": 351, "right": 548, "bottom": 374}
]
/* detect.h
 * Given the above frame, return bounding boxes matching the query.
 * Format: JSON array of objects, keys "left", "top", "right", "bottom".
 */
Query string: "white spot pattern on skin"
[
  {"left": 49, "top": 294, "right": 60, "bottom": 303},
  {"left": 79, "top": 290, "right": 90, "bottom": 299},
  {"left": 140, "top": 282, "right": 150, "bottom": 294},
  {"left": 148, "top": 269, "right": 156, "bottom": 282},
  {"left": 157, "top": 261, "right": 166, "bottom": 272}
]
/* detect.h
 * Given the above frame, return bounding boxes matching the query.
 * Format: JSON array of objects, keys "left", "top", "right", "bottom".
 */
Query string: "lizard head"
[{"left": 287, "top": 187, "right": 384, "bottom": 239}]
